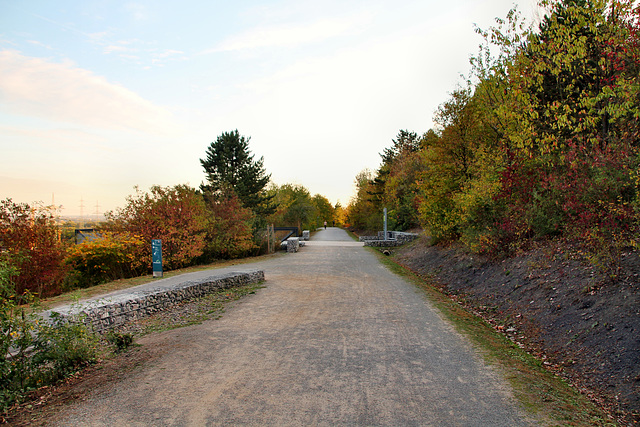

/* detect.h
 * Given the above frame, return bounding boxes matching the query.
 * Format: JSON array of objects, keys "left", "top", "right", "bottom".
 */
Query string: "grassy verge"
[
  {"left": 369, "top": 247, "right": 616, "bottom": 426},
  {"left": 345, "top": 229, "right": 361, "bottom": 242},
  {"left": 39, "top": 252, "right": 282, "bottom": 311},
  {"left": 116, "top": 281, "right": 265, "bottom": 336}
]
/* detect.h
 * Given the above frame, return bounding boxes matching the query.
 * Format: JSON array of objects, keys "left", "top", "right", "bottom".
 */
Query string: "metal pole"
[{"left": 383, "top": 207, "right": 388, "bottom": 241}]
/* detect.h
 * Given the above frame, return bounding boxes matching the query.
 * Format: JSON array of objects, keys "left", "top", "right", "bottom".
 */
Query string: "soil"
[
  {"left": 1, "top": 344, "right": 158, "bottom": 426},
  {"left": 392, "top": 236, "right": 640, "bottom": 425},
  {"left": 1, "top": 284, "right": 261, "bottom": 426}
]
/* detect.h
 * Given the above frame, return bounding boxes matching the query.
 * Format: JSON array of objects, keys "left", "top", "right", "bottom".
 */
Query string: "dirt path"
[{"left": 48, "top": 228, "right": 532, "bottom": 426}]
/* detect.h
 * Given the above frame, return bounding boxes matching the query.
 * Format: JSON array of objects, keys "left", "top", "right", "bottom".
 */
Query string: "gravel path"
[{"left": 51, "top": 228, "right": 532, "bottom": 426}]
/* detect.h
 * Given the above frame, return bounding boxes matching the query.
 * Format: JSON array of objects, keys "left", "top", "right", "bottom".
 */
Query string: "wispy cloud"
[
  {"left": 102, "top": 39, "right": 186, "bottom": 66},
  {"left": 30, "top": 11, "right": 95, "bottom": 39},
  {"left": 104, "top": 44, "right": 134, "bottom": 54},
  {"left": 203, "top": 13, "right": 372, "bottom": 54},
  {"left": 0, "top": 50, "right": 177, "bottom": 134},
  {"left": 153, "top": 49, "right": 184, "bottom": 59},
  {"left": 26, "top": 40, "right": 53, "bottom": 49}
]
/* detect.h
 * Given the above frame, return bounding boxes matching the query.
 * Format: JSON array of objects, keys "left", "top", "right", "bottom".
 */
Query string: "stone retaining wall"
[
  {"left": 363, "top": 239, "right": 405, "bottom": 247},
  {"left": 48, "top": 270, "right": 264, "bottom": 333},
  {"left": 360, "top": 231, "right": 420, "bottom": 246},
  {"left": 390, "top": 231, "right": 420, "bottom": 243}
]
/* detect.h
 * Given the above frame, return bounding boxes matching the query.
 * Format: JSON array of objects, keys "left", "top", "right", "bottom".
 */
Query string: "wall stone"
[
  {"left": 287, "top": 237, "right": 300, "bottom": 253},
  {"left": 364, "top": 239, "right": 404, "bottom": 247},
  {"left": 46, "top": 270, "right": 264, "bottom": 333},
  {"left": 392, "top": 232, "right": 420, "bottom": 244},
  {"left": 360, "top": 231, "right": 419, "bottom": 246}
]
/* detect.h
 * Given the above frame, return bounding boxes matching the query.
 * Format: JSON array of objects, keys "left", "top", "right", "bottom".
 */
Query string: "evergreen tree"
[
  {"left": 200, "top": 130, "right": 275, "bottom": 217},
  {"left": 380, "top": 130, "right": 420, "bottom": 165}
]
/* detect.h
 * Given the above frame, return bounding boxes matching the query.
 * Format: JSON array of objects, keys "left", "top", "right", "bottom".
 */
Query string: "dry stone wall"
[
  {"left": 47, "top": 270, "right": 264, "bottom": 333},
  {"left": 360, "top": 231, "right": 420, "bottom": 247},
  {"left": 364, "top": 239, "right": 405, "bottom": 247}
]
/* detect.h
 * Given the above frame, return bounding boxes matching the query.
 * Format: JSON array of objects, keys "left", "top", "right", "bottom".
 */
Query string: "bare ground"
[
  {"left": 1, "top": 284, "right": 261, "bottom": 426},
  {"left": 3, "top": 230, "right": 532, "bottom": 426},
  {"left": 6, "top": 229, "right": 637, "bottom": 425},
  {"left": 391, "top": 236, "right": 640, "bottom": 425}
]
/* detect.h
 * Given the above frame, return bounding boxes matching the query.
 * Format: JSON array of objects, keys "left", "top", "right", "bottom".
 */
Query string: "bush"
[
  {"left": 104, "top": 185, "right": 208, "bottom": 270},
  {"left": 106, "top": 331, "right": 135, "bottom": 353},
  {"left": 0, "top": 301, "right": 99, "bottom": 411},
  {"left": 0, "top": 261, "right": 99, "bottom": 411},
  {"left": 203, "top": 194, "right": 257, "bottom": 260},
  {"left": 0, "top": 199, "right": 68, "bottom": 297},
  {"left": 64, "top": 232, "right": 146, "bottom": 289},
  {"left": 31, "top": 311, "right": 99, "bottom": 383}
]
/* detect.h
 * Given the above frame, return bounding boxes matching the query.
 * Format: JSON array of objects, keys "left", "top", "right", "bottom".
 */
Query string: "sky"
[{"left": 0, "top": 0, "right": 541, "bottom": 218}]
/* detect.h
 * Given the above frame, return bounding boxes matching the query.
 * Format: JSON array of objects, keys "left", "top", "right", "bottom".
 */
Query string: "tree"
[
  {"left": 418, "top": 87, "right": 496, "bottom": 242},
  {"left": 375, "top": 130, "right": 425, "bottom": 231},
  {"left": 266, "top": 184, "right": 315, "bottom": 232},
  {"left": 311, "top": 194, "right": 335, "bottom": 229},
  {"left": 380, "top": 130, "right": 421, "bottom": 165},
  {"left": 334, "top": 202, "right": 348, "bottom": 227},
  {"left": 0, "top": 199, "right": 67, "bottom": 297},
  {"left": 200, "top": 130, "right": 275, "bottom": 217},
  {"left": 346, "top": 169, "right": 382, "bottom": 231},
  {"left": 203, "top": 193, "right": 256, "bottom": 260},
  {"left": 464, "top": 0, "right": 640, "bottom": 256},
  {"left": 104, "top": 185, "right": 208, "bottom": 270}
]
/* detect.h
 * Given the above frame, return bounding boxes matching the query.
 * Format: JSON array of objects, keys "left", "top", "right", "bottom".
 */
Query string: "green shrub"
[
  {"left": 1, "top": 263, "right": 99, "bottom": 411},
  {"left": 31, "top": 311, "right": 99, "bottom": 384},
  {"left": 106, "top": 331, "right": 135, "bottom": 353},
  {"left": 64, "top": 232, "right": 146, "bottom": 289}
]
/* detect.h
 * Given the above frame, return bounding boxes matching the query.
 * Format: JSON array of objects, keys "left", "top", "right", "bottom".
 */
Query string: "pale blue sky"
[{"left": 0, "top": 0, "right": 540, "bottom": 217}]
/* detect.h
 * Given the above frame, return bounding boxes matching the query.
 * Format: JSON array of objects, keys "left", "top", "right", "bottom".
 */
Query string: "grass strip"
[
  {"left": 40, "top": 253, "right": 282, "bottom": 311},
  {"left": 121, "top": 281, "right": 266, "bottom": 336}
]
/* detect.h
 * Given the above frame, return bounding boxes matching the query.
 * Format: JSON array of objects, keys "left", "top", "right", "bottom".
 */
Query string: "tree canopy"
[
  {"left": 200, "top": 130, "right": 274, "bottom": 217},
  {"left": 347, "top": 0, "right": 640, "bottom": 265}
]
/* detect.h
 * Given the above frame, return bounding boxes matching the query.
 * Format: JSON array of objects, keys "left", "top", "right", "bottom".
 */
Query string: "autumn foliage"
[
  {"left": 64, "top": 232, "right": 146, "bottom": 288},
  {"left": 0, "top": 182, "right": 262, "bottom": 297},
  {"left": 203, "top": 193, "right": 256, "bottom": 259},
  {"left": 349, "top": 0, "right": 640, "bottom": 267},
  {"left": 266, "top": 183, "right": 338, "bottom": 232},
  {"left": 0, "top": 199, "right": 67, "bottom": 297},
  {"left": 104, "top": 185, "right": 209, "bottom": 270}
]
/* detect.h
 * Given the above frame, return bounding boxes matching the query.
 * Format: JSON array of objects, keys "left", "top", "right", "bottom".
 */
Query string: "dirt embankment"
[{"left": 392, "top": 236, "right": 640, "bottom": 425}]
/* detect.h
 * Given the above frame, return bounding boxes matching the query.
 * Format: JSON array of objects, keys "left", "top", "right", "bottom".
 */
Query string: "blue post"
[{"left": 152, "top": 239, "right": 163, "bottom": 278}]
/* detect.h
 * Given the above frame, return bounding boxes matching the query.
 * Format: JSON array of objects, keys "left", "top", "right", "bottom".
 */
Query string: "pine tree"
[{"left": 200, "top": 130, "right": 275, "bottom": 217}]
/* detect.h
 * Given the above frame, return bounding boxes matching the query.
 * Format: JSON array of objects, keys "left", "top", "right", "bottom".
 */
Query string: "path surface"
[{"left": 51, "top": 228, "right": 532, "bottom": 426}]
